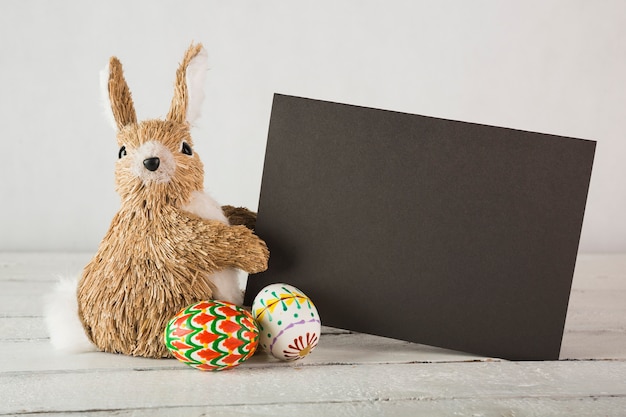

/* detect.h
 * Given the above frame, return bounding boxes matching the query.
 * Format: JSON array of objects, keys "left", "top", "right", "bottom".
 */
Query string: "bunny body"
[{"left": 77, "top": 45, "right": 268, "bottom": 358}]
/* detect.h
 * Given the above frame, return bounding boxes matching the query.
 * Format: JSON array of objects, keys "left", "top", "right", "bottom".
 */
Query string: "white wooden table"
[{"left": 1, "top": 252, "right": 625, "bottom": 416}]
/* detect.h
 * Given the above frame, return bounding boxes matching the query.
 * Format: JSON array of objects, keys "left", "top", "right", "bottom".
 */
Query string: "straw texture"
[{"left": 77, "top": 44, "right": 269, "bottom": 358}]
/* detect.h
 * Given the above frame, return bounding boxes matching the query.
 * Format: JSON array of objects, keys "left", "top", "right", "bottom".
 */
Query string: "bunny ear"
[
  {"left": 100, "top": 57, "right": 137, "bottom": 131},
  {"left": 167, "top": 43, "right": 208, "bottom": 125}
]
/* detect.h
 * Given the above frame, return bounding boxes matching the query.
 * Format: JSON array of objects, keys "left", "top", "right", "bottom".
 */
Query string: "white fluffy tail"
[{"left": 43, "top": 276, "right": 97, "bottom": 353}]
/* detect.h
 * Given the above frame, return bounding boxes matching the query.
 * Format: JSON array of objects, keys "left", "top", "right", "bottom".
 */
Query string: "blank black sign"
[{"left": 245, "top": 94, "right": 596, "bottom": 360}]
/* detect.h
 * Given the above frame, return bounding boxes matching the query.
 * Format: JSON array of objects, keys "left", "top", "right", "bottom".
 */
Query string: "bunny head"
[{"left": 102, "top": 43, "right": 208, "bottom": 209}]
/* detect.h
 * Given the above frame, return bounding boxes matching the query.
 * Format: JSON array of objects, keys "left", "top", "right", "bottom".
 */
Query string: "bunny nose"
[{"left": 143, "top": 157, "right": 160, "bottom": 172}]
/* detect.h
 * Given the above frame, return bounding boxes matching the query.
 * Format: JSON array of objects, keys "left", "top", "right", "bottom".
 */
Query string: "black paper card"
[{"left": 245, "top": 94, "right": 596, "bottom": 360}]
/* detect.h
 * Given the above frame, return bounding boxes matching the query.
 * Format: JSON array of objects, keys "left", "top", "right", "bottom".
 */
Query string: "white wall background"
[{"left": 0, "top": 0, "right": 624, "bottom": 253}]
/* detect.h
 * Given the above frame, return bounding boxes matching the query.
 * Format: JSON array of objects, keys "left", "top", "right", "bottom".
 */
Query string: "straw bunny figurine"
[{"left": 74, "top": 43, "right": 269, "bottom": 358}]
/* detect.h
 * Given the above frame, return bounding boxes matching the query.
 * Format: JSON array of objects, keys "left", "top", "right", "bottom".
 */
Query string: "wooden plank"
[
  {"left": 0, "top": 252, "right": 91, "bottom": 282},
  {"left": 0, "top": 282, "right": 56, "bottom": 317},
  {"left": 9, "top": 397, "right": 626, "bottom": 417},
  {"left": 0, "top": 295, "right": 46, "bottom": 318},
  {"left": 0, "top": 280, "right": 55, "bottom": 296},
  {"left": 0, "top": 332, "right": 489, "bottom": 374},
  {"left": 564, "top": 289, "right": 626, "bottom": 331},
  {"left": 1, "top": 361, "right": 625, "bottom": 415},
  {"left": 0, "top": 317, "right": 47, "bottom": 341},
  {"left": 1, "top": 252, "right": 625, "bottom": 416},
  {"left": 1, "top": 253, "right": 625, "bottom": 362},
  {"left": 561, "top": 330, "right": 626, "bottom": 360},
  {"left": 572, "top": 254, "right": 626, "bottom": 288},
  {"left": 560, "top": 256, "right": 626, "bottom": 359}
]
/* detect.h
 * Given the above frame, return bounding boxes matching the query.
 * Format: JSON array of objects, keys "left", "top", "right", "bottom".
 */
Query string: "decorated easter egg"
[
  {"left": 252, "top": 283, "right": 321, "bottom": 361},
  {"left": 164, "top": 300, "right": 258, "bottom": 371}
]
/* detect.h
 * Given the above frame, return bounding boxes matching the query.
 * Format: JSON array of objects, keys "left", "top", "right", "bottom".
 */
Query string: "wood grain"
[{"left": 0, "top": 253, "right": 624, "bottom": 416}]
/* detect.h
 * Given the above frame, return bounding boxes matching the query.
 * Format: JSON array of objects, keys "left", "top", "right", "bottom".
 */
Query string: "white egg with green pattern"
[{"left": 252, "top": 283, "right": 321, "bottom": 361}]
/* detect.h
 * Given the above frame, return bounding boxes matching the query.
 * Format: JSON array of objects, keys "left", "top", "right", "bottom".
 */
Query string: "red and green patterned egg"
[{"left": 164, "top": 300, "right": 259, "bottom": 371}]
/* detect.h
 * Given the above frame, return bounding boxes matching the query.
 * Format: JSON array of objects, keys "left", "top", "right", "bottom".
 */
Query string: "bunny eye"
[
  {"left": 118, "top": 146, "right": 127, "bottom": 159},
  {"left": 181, "top": 142, "right": 193, "bottom": 156}
]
